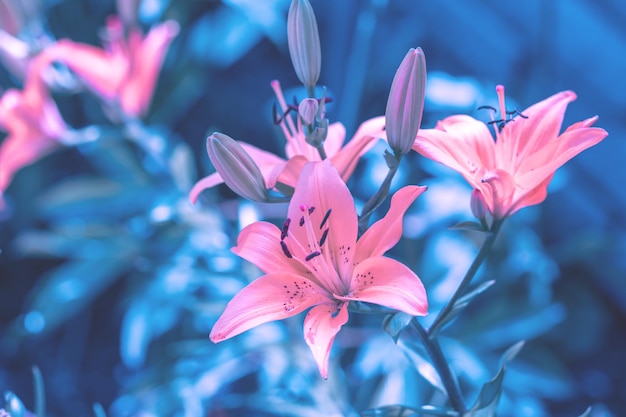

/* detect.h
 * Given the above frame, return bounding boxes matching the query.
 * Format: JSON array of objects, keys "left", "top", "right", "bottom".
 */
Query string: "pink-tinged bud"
[
  {"left": 470, "top": 189, "right": 487, "bottom": 219},
  {"left": 287, "top": 0, "right": 321, "bottom": 92},
  {"left": 298, "top": 98, "right": 318, "bottom": 125},
  {"left": 207, "top": 132, "right": 269, "bottom": 202},
  {"left": 385, "top": 47, "right": 426, "bottom": 155}
]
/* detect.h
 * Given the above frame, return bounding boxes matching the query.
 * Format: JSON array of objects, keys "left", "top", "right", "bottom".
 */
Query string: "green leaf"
[
  {"left": 429, "top": 281, "right": 495, "bottom": 336},
  {"left": 383, "top": 312, "right": 413, "bottom": 342},
  {"left": 448, "top": 221, "right": 488, "bottom": 233},
  {"left": 464, "top": 341, "right": 525, "bottom": 417},
  {"left": 398, "top": 340, "right": 445, "bottom": 392},
  {"left": 93, "top": 403, "right": 107, "bottom": 417},
  {"left": 32, "top": 366, "right": 45, "bottom": 417},
  {"left": 4, "top": 391, "right": 26, "bottom": 417},
  {"left": 19, "top": 257, "right": 132, "bottom": 337},
  {"left": 361, "top": 404, "right": 420, "bottom": 417},
  {"left": 419, "top": 405, "right": 459, "bottom": 416}
]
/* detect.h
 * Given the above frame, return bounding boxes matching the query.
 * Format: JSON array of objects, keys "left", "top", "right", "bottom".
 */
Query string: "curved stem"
[
  {"left": 411, "top": 319, "right": 466, "bottom": 414},
  {"left": 358, "top": 151, "right": 402, "bottom": 234},
  {"left": 428, "top": 218, "right": 504, "bottom": 337}
]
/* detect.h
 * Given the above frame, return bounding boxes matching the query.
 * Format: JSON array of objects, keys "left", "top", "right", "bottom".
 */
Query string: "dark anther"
[
  {"left": 305, "top": 251, "right": 321, "bottom": 261},
  {"left": 319, "top": 228, "right": 329, "bottom": 246},
  {"left": 513, "top": 109, "right": 528, "bottom": 119},
  {"left": 281, "top": 218, "right": 291, "bottom": 240},
  {"left": 320, "top": 209, "right": 332, "bottom": 229},
  {"left": 487, "top": 119, "right": 505, "bottom": 126},
  {"left": 272, "top": 103, "right": 280, "bottom": 125},
  {"left": 477, "top": 105, "right": 497, "bottom": 112},
  {"left": 308, "top": 206, "right": 315, "bottom": 215},
  {"left": 280, "top": 241, "right": 293, "bottom": 258},
  {"left": 299, "top": 216, "right": 305, "bottom": 227}
]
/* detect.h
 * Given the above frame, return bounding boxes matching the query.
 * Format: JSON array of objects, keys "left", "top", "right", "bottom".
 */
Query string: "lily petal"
[
  {"left": 120, "top": 20, "right": 179, "bottom": 115},
  {"left": 239, "top": 142, "right": 287, "bottom": 183},
  {"left": 500, "top": 91, "right": 576, "bottom": 165},
  {"left": 330, "top": 116, "right": 386, "bottom": 182},
  {"left": 414, "top": 116, "right": 494, "bottom": 188},
  {"left": 233, "top": 221, "right": 311, "bottom": 277},
  {"left": 356, "top": 185, "right": 426, "bottom": 263},
  {"left": 210, "top": 272, "right": 330, "bottom": 342},
  {"left": 188, "top": 172, "right": 222, "bottom": 203},
  {"left": 515, "top": 126, "right": 608, "bottom": 189},
  {"left": 338, "top": 256, "right": 427, "bottom": 317},
  {"left": 287, "top": 161, "right": 358, "bottom": 283},
  {"left": 303, "top": 302, "right": 349, "bottom": 378}
]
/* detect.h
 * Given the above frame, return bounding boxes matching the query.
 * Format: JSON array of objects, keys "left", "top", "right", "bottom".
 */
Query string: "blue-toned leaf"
[
  {"left": 397, "top": 340, "right": 445, "bottom": 392},
  {"left": 577, "top": 406, "right": 592, "bottom": 417},
  {"left": 465, "top": 341, "right": 525, "bottom": 417},
  {"left": 4, "top": 391, "right": 26, "bottom": 417},
  {"left": 32, "top": 366, "right": 45, "bottom": 417},
  {"left": 448, "top": 221, "right": 488, "bottom": 233},
  {"left": 361, "top": 404, "right": 420, "bottom": 417},
  {"left": 93, "top": 402, "right": 107, "bottom": 417},
  {"left": 419, "top": 405, "right": 459, "bottom": 416},
  {"left": 168, "top": 142, "right": 197, "bottom": 192},
  {"left": 20, "top": 257, "right": 132, "bottom": 337},
  {"left": 383, "top": 312, "right": 413, "bottom": 342},
  {"left": 429, "top": 280, "right": 495, "bottom": 336}
]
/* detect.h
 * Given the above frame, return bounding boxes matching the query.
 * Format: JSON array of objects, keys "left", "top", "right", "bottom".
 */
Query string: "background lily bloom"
[
  {"left": 43, "top": 16, "right": 179, "bottom": 117},
  {"left": 189, "top": 80, "right": 385, "bottom": 203},
  {"left": 413, "top": 85, "right": 608, "bottom": 219},
  {"left": 210, "top": 160, "right": 428, "bottom": 378},
  {"left": 0, "top": 52, "right": 66, "bottom": 203}
]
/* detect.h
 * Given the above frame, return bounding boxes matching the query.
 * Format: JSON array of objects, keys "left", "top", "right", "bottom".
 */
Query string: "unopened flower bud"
[
  {"left": 470, "top": 189, "right": 487, "bottom": 219},
  {"left": 385, "top": 47, "right": 426, "bottom": 155},
  {"left": 298, "top": 98, "right": 318, "bottom": 126},
  {"left": 287, "top": 0, "right": 321, "bottom": 93},
  {"left": 207, "top": 132, "right": 268, "bottom": 202}
]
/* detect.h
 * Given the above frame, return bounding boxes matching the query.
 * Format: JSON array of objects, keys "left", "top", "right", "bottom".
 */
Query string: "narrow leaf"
[
  {"left": 448, "top": 221, "right": 488, "bottom": 232},
  {"left": 429, "top": 281, "right": 495, "bottom": 336},
  {"left": 361, "top": 404, "right": 420, "bottom": 417},
  {"left": 383, "top": 312, "right": 413, "bottom": 342},
  {"left": 32, "top": 366, "right": 45, "bottom": 417},
  {"left": 465, "top": 341, "right": 525, "bottom": 417}
]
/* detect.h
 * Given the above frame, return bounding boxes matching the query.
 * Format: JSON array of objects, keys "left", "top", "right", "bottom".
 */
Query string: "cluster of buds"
[{"left": 196, "top": 0, "right": 428, "bottom": 205}]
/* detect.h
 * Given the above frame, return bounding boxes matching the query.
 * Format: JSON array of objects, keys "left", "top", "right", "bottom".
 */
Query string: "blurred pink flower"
[
  {"left": 210, "top": 160, "right": 428, "bottom": 378},
  {"left": 413, "top": 85, "right": 608, "bottom": 219},
  {"left": 0, "top": 52, "right": 66, "bottom": 203},
  {"left": 44, "top": 16, "right": 179, "bottom": 117},
  {"left": 189, "top": 80, "right": 386, "bottom": 203}
]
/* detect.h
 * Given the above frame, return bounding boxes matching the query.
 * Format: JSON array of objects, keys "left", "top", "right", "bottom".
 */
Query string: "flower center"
[
  {"left": 478, "top": 85, "right": 528, "bottom": 136},
  {"left": 279, "top": 204, "right": 345, "bottom": 295}
]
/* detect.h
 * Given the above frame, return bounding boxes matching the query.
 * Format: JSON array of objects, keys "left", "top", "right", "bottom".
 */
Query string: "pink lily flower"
[
  {"left": 189, "top": 80, "right": 386, "bottom": 203},
  {"left": 210, "top": 160, "right": 428, "bottom": 378},
  {"left": 413, "top": 85, "right": 608, "bottom": 219},
  {"left": 0, "top": 52, "right": 66, "bottom": 203},
  {"left": 43, "top": 16, "right": 179, "bottom": 117}
]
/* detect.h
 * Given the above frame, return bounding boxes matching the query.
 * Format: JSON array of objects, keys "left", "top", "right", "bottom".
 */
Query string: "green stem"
[
  {"left": 411, "top": 319, "right": 466, "bottom": 413},
  {"left": 428, "top": 218, "right": 504, "bottom": 337},
  {"left": 358, "top": 151, "right": 402, "bottom": 234}
]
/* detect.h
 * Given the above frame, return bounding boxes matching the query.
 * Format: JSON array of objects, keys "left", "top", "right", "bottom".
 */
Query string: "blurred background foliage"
[{"left": 0, "top": 0, "right": 624, "bottom": 416}]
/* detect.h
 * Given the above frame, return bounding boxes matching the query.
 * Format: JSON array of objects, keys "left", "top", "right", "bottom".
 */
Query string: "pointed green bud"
[
  {"left": 287, "top": 0, "right": 321, "bottom": 93},
  {"left": 385, "top": 47, "right": 427, "bottom": 155},
  {"left": 207, "top": 132, "right": 268, "bottom": 202},
  {"left": 298, "top": 98, "right": 318, "bottom": 126}
]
